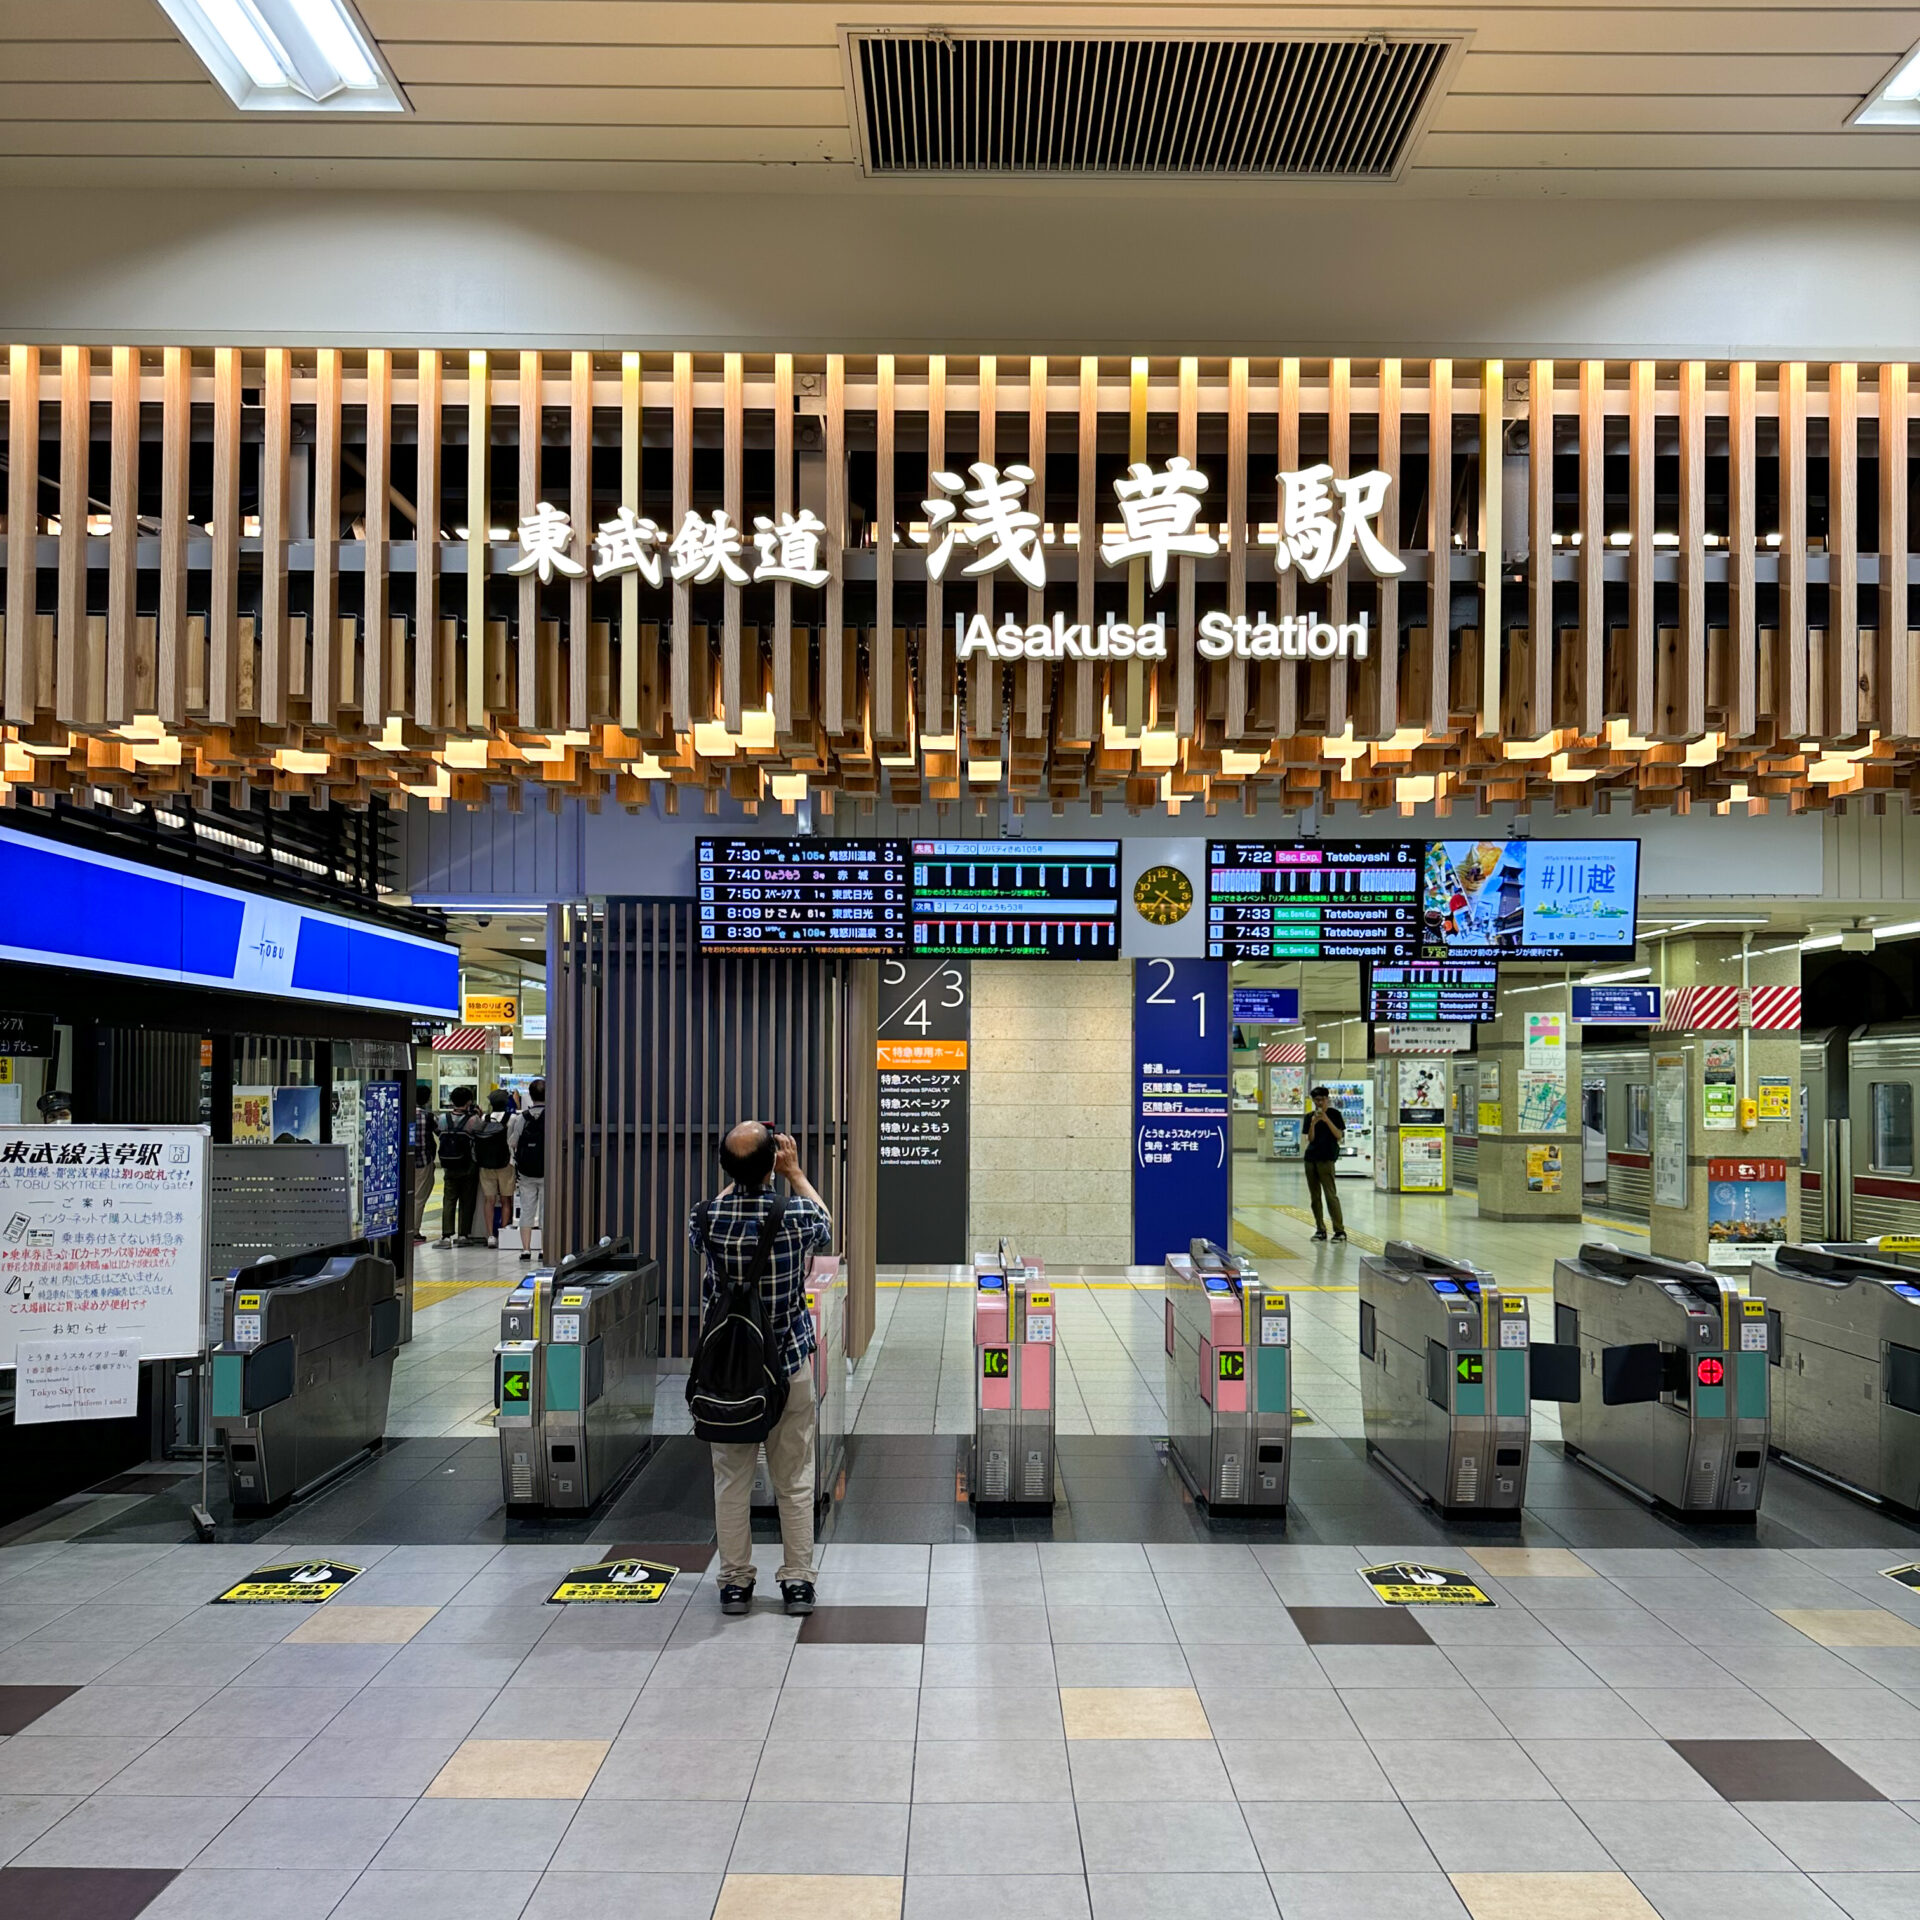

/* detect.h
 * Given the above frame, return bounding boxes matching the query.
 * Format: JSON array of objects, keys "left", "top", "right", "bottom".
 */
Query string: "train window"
[
  {"left": 1626, "top": 1085, "right": 1651, "bottom": 1153},
  {"left": 1871, "top": 1082, "right": 1915, "bottom": 1174}
]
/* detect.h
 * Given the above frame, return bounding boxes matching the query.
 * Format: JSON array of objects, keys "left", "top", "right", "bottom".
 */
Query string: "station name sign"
[
  {"left": 955, "top": 611, "right": 1372, "bottom": 661},
  {"left": 505, "top": 459, "right": 1404, "bottom": 597}
]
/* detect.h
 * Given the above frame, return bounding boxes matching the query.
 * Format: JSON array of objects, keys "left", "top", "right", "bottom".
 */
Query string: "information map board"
[
  {"left": 697, "top": 839, "right": 910, "bottom": 955},
  {"left": 1205, "top": 841, "right": 1424, "bottom": 961},
  {"left": 1368, "top": 964, "right": 1498, "bottom": 1024},
  {"left": 0, "top": 1125, "right": 210, "bottom": 1369}
]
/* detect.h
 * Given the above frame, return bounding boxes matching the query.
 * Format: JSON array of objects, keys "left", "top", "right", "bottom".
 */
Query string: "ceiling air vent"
[{"left": 845, "top": 30, "right": 1464, "bottom": 180}]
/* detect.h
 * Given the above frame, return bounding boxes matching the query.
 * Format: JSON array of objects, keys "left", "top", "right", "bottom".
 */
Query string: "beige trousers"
[{"left": 711, "top": 1363, "right": 817, "bottom": 1588}]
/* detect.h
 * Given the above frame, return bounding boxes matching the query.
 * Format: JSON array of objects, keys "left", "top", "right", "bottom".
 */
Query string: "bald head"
[{"left": 721, "top": 1120, "right": 777, "bottom": 1189}]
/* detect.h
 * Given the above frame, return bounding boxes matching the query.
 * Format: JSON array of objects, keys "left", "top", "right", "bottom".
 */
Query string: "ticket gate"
[
  {"left": 212, "top": 1241, "right": 399, "bottom": 1510},
  {"left": 971, "top": 1239, "right": 1056, "bottom": 1510},
  {"left": 1164, "top": 1240, "right": 1290, "bottom": 1510},
  {"left": 1553, "top": 1242, "right": 1769, "bottom": 1516},
  {"left": 496, "top": 1237, "right": 659, "bottom": 1510},
  {"left": 752, "top": 1254, "right": 847, "bottom": 1517},
  {"left": 1358, "top": 1241, "right": 1542, "bottom": 1517},
  {"left": 1757, "top": 1241, "right": 1920, "bottom": 1511}
]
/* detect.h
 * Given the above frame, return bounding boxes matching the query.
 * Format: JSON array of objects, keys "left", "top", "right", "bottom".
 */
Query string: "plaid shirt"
[{"left": 689, "top": 1186, "right": 833, "bottom": 1378}]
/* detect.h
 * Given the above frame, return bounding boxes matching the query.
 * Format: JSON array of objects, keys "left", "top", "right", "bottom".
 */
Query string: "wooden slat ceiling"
[{"left": 1, "top": 3, "right": 1918, "bottom": 192}]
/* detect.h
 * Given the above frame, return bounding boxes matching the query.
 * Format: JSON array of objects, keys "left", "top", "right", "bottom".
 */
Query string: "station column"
[
  {"left": 1475, "top": 990, "right": 1582, "bottom": 1224},
  {"left": 1646, "top": 935, "right": 1800, "bottom": 1266}
]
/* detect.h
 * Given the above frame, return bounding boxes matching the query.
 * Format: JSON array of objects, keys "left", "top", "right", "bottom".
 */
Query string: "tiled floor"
[{"left": 5, "top": 1541, "right": 1920, "bottom": 1919}]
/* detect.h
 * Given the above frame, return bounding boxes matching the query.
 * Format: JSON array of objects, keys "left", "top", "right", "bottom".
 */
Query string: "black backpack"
[
  {"left": 437, "top": 1110, "right": 475, "bottom": 1167},
  {"left": 685, "top": 1196, "right": 790, "bottom": 1444},
  {"left": 473, "top": 1113, "right": 513, "bottom": 1170},
  {"left": 514, "top": 1107, "right": 545, "bottom": 1179}
]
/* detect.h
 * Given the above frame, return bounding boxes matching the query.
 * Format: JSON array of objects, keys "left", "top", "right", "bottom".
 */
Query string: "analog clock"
[{"left": 1133, "top": 864, "right": 1194, "bottom": 926}]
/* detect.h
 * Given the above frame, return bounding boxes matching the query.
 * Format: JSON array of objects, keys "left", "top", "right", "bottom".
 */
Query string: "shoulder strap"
[{"left": 743, "top": 1195, "right": 789, "bottom": 1291}]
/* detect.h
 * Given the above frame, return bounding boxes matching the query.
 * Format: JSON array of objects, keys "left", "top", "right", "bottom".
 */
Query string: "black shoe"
[
  {"left": 1333, "top": 1231, "right": 1347, "bottom": 1243},
  {"left": 1311, "top": 1229, "right": 1328, "bottom": 1241},
  {"left": 781, "top": 1580, "right": 816, "bottom": 1616},
  {"left": 719, "top": 1582, "right": 754, "bottom": 1616}
]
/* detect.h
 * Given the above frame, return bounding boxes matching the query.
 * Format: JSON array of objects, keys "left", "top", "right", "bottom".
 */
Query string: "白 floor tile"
[
  {"left": 1085, "top": 1871, "right": 1278, "bottom": 1920},
  {"left": 1571, "top": 1799, "right": 1793, "bottom": 1872},
  {"left": 371, "top": 1798, "right": 578, "bottom": 1872},
  {"left": 197, "top": 1796, "right": 413, "bottom": 1870},
  {"left": 750, "top": 1739, "right": 914, "bottom": 1803},
  {"left": 551, "top": 1798, "right": 746, "bottom": 1872},
  {"left": 1478, "top": 1693, "right": 1652, "bottom": 1741},
  {"left": 1060, "top": 1687, "right": 1210, "bottom": 1740},
  {"left": 918, "top": 1687, "right": 1063, "bottom": 1741},
  {"left": 1217, "top": 1739, "right": 1392, "bottom": 1802},
  {"left": 1625, "top": 1872, "right": 1848, "bottom": 1920},
  {"left": 0, "top": 1737, "right": 154, "bottom": 1795},
  {"left": 1243, "top": 1797, "right": 1436, "bottom": 1872},
  {"left": 783, "top": 1645, "right": 923, "bottom": 1689},
  {"left": 1066, "top": 1738, "right": 1228, "bottom": 1800},
  {"left": 1266, "top": 1872, "right": 1469, "bottom": 1920},
  {"left": 1338, "top": 1689, "right": 1507, "bottom": 1743},
  {"left": 0, "top": 1796, "right": 82, "bottom": 1865},
  {"left": 326, "top": 1868, "right": 543, "bottom": 1920},
  {"left": 1376, "top": 1739, "right": 1558, "bottom": 1801},
  {"left": 770, "top": 1685, "right": 919, "bottom": 1742},
  {"left": 1736, "top": 1802, "right": 1920, "bottom": 1871},
  {"left": 906, "top": 1800, "right": 1083, "bottom": 1874},
  {"left": 910, "top": 1738, "right": 1072, "bottom": 1803},
  {"left": 17, "top": 1797, "right": 245, "bottom": 1869},
  {"left": 1521, "top": 1739, "right": 1722, "bottom": 1802},
  {"left": 140, "top": 1866, "right": 359, "bottom": 1920},
  {"left": 1077, "top": 1797, "right": 1256, "bottom": 1873},
  {"left": 587, "top": 1737, "right": 761, "bottom": 1802},
  {"left": 905, "top": 1873, "right": 1088, "bottom": 1920},
  {"left": 728, "top": 1801, "right": 909, "bottom": 1875},
  {"left": 424, "top": 1738, "right": 610, "bottom": 1799},
  {"left": 1671, "top": 1741, "right": 1884, "bottom": 1803},
  {"left": 1409, "top": 1801, "right": 1614, "bottom": 1873},
  {"left": 1807, "top": 1870, "right": 1920, "bottom": 1918},
  {"left": 523, "top": 1872, "right": 723, "bottom": 1920}
]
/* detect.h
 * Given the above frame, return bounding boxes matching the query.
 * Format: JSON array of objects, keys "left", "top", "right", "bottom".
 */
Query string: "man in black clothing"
[
  {"left": 1302, "top": 1085, "right": 1347, "bottom": 1243},
  {"left": 433, "top": 1085, "right": 484, "bottom": 1248}
]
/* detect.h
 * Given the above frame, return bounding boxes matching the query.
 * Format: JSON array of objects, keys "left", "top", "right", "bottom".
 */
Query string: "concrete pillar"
[
  {"left": 1646, "top": 935, "right": 1801, "bottom": 1266},
  {"left": 1476, "top": 986, "right": 1582, "bottom": 1223}
]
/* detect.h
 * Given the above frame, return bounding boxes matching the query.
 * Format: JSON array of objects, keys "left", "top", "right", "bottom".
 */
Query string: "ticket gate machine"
[
  {"left": 971, "top": 1239, "right": 1056, "bottom": 1510},
  {"left": 1553, "top": 1242, "right": 1769, "bottom": 1515},
  {"left": 751, "top": 1254, "right": 847, "bottom": 1517},
  {"left": 1164, "top": 1240, "right": 1290, "bottom": 1510},
  {"left": 496, "top": 1237, "right": 659, "bottom": 1510},
  {"left": 212, "top": 1241, "right": 399, "bottom": 1510},
  {"left": 1358, "top": 1241, "right": 1542, "bottom": 1517},
  {"left": 1757, "top": 1241, "right": 1920, "bottom": 1511}
]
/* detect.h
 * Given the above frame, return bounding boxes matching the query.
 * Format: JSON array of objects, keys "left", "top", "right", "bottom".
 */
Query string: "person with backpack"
[
  {"left": 687, "top": 1119, "right": 832, "bottom": 1617},
  {"left": 509, "top": 1078, "right": 545, "bottom": 1262},
  {"left": 473, "top": 1087, "right": 517, "bottom": 1247},
  {"left": 432, "top": 1085, "right": 484, "bottom": 1248}
]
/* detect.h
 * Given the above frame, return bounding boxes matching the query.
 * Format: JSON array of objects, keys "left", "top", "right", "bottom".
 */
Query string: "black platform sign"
[
  {"left": 549, "top": 1558, "right": 678, "bottom": 1604},
  {"left": 876, "top": 957, "right": 970, "bottom": 1265},
  {"left": 1205, "top": 840, "right": 1424, "bottom": 962},
  {"left": 212, "top": 1560, "right": 364, "bottom": 1604},
  {"left": 696, "top": 837, "right": 908, "bottom": 955}
]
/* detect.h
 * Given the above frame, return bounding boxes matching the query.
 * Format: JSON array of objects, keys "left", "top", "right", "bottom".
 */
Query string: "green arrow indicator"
[
  {"left": 503, "top": 1371, "right": 529, "bottom": 1401},
  {"left": 1455, "top": 1354, "right": 1483, "bottom": 1385}
]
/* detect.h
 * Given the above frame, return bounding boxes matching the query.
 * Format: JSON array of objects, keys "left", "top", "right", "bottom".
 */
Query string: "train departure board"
[
  {"left": 1368, "top": 963, "right": 1499, "bottom": 1024},
  {"left": 910, "top": 841, "right": 1121, "bottom": 959},
  {"left": 1205, "top": 840, "right": 1424, "bottom": 961},
  {"left": 697, "top": 838, "right": 908, "bottom": 954}
]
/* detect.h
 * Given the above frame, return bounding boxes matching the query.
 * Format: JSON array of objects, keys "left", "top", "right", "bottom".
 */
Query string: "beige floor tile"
[
  {"left": 1467, "top": 1549, "right": 1595, "bottom": 1579},
  {"left": 425, "top": 1737, "right": 612, "bottom": 1798},
  {"left": 1060, "top": 1686, "right": 1212, "bottom": 1740},
  {"left": 287, "top": 1605, "right": 440, "bottom": 1645},
  {"left": 715, "top": 1875, "right": 903, "bottom": 1920},
  {"left": 1774, "top": 1608, "right": 1920, "bottom": 1648},
  {"left": 1451, "top": 1872, "right": 1658, "bottom": 1920}
]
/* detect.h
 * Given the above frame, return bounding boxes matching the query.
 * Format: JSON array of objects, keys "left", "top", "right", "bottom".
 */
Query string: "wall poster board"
[
  {"left": 876, "top": 957, "right": 971, "bottom": 1265},
  {"left": 1519, "top": 1012, "right": 1568, "bottom": 1133},
  {"left": 0, "top": 1125, "right": 211, "bottom": 1370},
  {"left": 1652, "top": 1050, "right": 1689, "bottom": 1210},
  {"left": 1707, "top": 1157, "right": 1789, "bottom": 1267},
  {"left": 1400, "top": 1127, "right": 1448, "bottom": 1192},
  {"left": 1702, "top": 1040, "right": 1738, "bottom": 1132}
]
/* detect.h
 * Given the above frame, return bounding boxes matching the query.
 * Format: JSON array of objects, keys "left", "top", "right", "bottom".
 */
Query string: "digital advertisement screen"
[
  {"left": 1572, "top": 984, "right": 1662, "bottom": 1025},
  {"left": 696, "top": 838, "right": 909, "bottom": 955},
  {"left": 1422, "top": 839, "right": 1640, "bottom": 961},
  {"left": 1205, "top": 840, "right": 1423, "bottom": 962},
  {"left": 1368, "top": 963, "right": 1499, "bottom": 1024},
  {"left": 910, "top": 841, "right": 1121, "bottom": 959}
]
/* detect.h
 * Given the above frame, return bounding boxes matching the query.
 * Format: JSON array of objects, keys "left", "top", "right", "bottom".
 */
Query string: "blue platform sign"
[
  {"left": 1230, "top": 986, "right": 1300, "bottom": 1025},
  {"left": 1571, "top": 984, "right": 1662, "bottom": 1025},
  {"left": 1134, "top": 958, "right": 1230, "bottom": 1267}
]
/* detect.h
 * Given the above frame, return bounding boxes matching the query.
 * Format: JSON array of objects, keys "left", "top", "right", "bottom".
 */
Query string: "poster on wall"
[
  {"left": 876, "top": 958, "right": 970, "bottom": 1265},
  {"left": 232, "top": 1086, "right": 272, "bottom": 1144},
  {"left": 1702, "top": 1040, "right": 1738, "bottom": 1132},
  {"left": 1266, "top": 1062, "right": 1306, "bottom": 1116},
  {"left": 0, "top": 1125, "right": 210, "bottom": 1368},
  {"left": 1232, "top": 1067, "right": 1260, "bottom": 1112},
  {"left": 1134, "top": 957, "right": 1230, "bottom": 1265},
  {"left": 1519, "top": 1012, "right": 1568, "bottom": 1133},
  {"left": 1398, "top": 1059, "right": 1447, "bottom": 1125},
  {"left": 272, "top": 1086, "right": 321, "bottom": 1144},
  {"left": 1652, "top": 1050, "right": 1689, "bottom": 1209},
  {"left": 1526, "top": 1144, "right": 1564, "bottom": 1193},
  {"left": 1400, "top": 1126, "right": 1447, "bottom": 1192},
  {"left": 1757, "top": 1077, "right": 1793, "bottom": 1122},
  {"left": 1707, "top": 1157, "right": 1789, "bottom": 1268},
  {"left": 360, "top": 1081, "right": 403, "bottom": 1241}
]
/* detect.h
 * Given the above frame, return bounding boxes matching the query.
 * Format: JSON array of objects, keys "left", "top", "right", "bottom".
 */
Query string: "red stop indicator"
[{"left": 1696, "top": 1355, "right": 1726, "bottom": 1387}]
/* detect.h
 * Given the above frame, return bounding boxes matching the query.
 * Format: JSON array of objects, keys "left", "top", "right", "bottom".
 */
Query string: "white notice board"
[{"left": 0, "top": 1125, "right": 211, "bottom": 1368}]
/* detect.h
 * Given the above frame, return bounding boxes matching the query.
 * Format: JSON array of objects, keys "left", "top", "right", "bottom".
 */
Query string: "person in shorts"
[
  {"left": 509, "top": 1079, "right": 545, "bottom": 1262},
  {"left": 473, "top": 1088, "right": 517, "bottom": 1248}
]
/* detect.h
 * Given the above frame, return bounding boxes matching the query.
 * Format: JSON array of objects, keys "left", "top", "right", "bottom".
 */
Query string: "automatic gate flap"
[{"left": 1530, "top": 1343, "right": 1582, "bottom": 1403}]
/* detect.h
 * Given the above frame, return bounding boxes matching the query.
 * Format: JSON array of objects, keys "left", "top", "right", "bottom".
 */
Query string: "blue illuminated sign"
[
  {"left": 1134, "top": 956, "right": 1230, "bottom": 1266},
  {"left": 1230, "top": 987, "right": 1300, "bottom": 1024},
  {"left": 1571, "top": 985, "right": 1662, "bottom": 1025},
  {"left": 0, "top": 826, "right": 460, "bottom": 1018}
]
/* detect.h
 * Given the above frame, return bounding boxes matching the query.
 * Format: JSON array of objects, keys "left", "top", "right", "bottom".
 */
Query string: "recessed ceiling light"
[
  {"left": 157, "top": 0, "right": 408, "bottom": 113},
  {"left": 1851, "top": 39, "right": 1920, "bottom": 127}
]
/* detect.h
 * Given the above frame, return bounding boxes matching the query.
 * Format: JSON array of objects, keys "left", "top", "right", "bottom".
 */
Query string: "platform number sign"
[
  {"left": 877, "top": 958, "right": 971, "bottom": 1265},
  {"left": 1133, "top": 957, "right": 1230, "bottom": 1266}
]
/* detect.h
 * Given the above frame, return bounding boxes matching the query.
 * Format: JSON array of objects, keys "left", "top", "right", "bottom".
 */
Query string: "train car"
[
  {"left": 1581, "top": 1041, "right": 1654, "bottom": 1222},
  {"left": 1800, "top": 1029, "right": 1836, "bottom": 1241},
  {"left": 1842, "top": 1025, "right": 1920, "bottom": 1243}
]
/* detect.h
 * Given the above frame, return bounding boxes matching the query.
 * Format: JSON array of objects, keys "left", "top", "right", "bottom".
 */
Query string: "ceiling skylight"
[
  {"left": 156, "top": 0, "right": 408, "bottom": 113},
  {"left": 1850, "top": 39, "right": 1920, "bottom": 126}
]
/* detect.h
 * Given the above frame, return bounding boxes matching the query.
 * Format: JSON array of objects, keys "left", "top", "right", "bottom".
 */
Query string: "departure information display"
[
  {"left": 1423, "top": 839, "right": 1640, "bottom": 961},
  {"left": 911, "top": 840, "right": 1121, "bottom": 959},
  {"left": 697, "top": 838, "right": 908, "bottom": 954},
  {"left": 1204, "top": 841, "right": 1424, "bottom": 961},
  {"left": 1368, "top": 963, "right": 1499, "bottom": 1024}
]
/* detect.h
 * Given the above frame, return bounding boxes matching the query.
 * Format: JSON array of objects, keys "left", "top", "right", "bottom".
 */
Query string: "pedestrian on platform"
[
  {"left": 1303, "top": 1085, "right": 1348, "bottom": 1243},
  {"left": 433, "top": 1085, "right": 483, "bottom": 1247}
]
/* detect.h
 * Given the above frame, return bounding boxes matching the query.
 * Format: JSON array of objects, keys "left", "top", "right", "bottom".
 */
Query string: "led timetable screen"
[
  {"left": 1423, "top": 839, "right": 1640, "bottom": 961},
  {"left": 1204, "top": 841, "right": 1424, "bottom": 962},
  {"left": 910, "top": 840, "right": 1121, "bottom": 959},
  {"left": 696, "top": 838, "right": 909, "bottom": 955},
  {"left": 1368, "top": 964, "right": 1499, "bottom": 1024}
]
